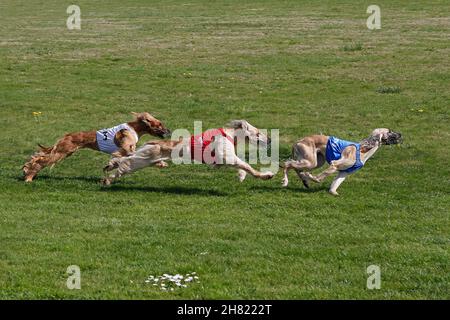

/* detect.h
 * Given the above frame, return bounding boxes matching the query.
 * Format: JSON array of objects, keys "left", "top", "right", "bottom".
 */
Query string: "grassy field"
[{"left": 0, "top": 0, "right": 449, "bottom": 299}]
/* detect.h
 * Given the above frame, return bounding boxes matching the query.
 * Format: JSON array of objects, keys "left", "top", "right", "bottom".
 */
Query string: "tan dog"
[
  {"left": 22, "top": 112, "right": 171, "bottom": 182},
  {"left": 102, "top": 120, "right": 274, "bottom": 185},
  {"left": 282, "top": 128, "right": 402, "bottom": 195}
]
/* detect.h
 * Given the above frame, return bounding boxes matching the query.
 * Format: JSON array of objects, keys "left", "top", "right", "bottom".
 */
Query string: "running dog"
[
  {"left": 282, "top": 128, "right": 402, "bottom": 195},
  {"left": 102, "top": 120, "right": 274, "bottom": 185},
  {"left": 22, "top": 112, "right": 171, "bottom": 182}
]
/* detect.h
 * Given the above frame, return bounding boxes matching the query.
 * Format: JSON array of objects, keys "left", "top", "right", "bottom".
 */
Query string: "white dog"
[{"left": 102, "top": 120, "right": 274, "bottom": 185}]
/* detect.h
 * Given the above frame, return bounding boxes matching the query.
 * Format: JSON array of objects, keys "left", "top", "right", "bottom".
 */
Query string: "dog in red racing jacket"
[{"left": 102, "top": 120, "right": 274, "bottom": 185}]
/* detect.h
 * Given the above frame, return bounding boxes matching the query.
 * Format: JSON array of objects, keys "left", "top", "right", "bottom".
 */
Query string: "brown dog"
[{"left": 22, "top": 112, "right": 170, "bottom": 182}]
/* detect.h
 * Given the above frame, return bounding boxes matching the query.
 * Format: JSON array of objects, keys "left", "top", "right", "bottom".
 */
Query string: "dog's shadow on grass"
[
  {"left": 252, "top": 185, "right": 329, "bottom": 193},
  {"left": 101, "top": 184, "right": 228, "bottom": 197},
  {"left": 20, "top": 174, "right": 228, "bottom": 196},
  {"left": 20, "top": 175, "right": 101, "bottom": 183},
  {"left": 15, "top": 174, "right": 326, "bottom": 196}
]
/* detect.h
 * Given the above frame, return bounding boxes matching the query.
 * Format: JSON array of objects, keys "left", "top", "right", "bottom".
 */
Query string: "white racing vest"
[{"left": 96, "top": 123, "right": 138, "bottom": 154}]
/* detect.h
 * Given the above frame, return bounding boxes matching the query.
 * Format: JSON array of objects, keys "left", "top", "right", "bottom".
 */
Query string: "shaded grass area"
[{"left": 0, "top": 0, "right": 449, "bottom": 299}]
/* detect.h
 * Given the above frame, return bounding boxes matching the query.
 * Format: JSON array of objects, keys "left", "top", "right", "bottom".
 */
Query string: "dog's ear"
[
  {"left": 240, "top": 120, "right": 249, "bottom": 131},
  {"left": 229, "top": 120, "right": 248, "bottom": 131},
  {"left": 114, "top": 129, "right": 126, "bottom": 145},
  {"left": 114, "top": 129, "right": 134, "bottom": 146}
]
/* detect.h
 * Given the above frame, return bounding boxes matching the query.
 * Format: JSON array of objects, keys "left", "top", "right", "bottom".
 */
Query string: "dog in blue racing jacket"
[{"left": 282, "top": 128, "right": 402, "bottom": 195}]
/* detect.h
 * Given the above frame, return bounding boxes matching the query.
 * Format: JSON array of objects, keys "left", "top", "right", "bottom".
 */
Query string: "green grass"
[
  {"left": 0, "top": 0, "right": 449, "bottom": 299},
  {"left": 376, "top": 86, "right": 401, "bottom": 94},
  {"left": 342, "top": 42, "right": 363, "bottom": 52}
]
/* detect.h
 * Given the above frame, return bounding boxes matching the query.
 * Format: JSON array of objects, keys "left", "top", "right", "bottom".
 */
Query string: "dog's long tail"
[{"left": 37, "top": 143, "right": 55, "bottom": 153}]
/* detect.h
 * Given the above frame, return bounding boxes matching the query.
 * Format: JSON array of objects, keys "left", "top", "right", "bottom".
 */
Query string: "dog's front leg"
[
  {"left": 102, "top": 157, "right": 131, "bottom": 185},
  {"left": 305, "top": 154, "right": 355, "bottom": 183},
  {"left": 155, "top": 161, "right": 169, "bottom": 168},
  {"left": 112, "top": 146, "right": 136, "bottom": 158},
  {"left": 102, "top": 170, "right": 121, "bottom": 185},
  {"left": 282, "top": 161, "right": 291, "bottom": 187},
  {"left": 282, "top": 159, "right": 316, "bottom": 187},
  {"left": 329, "top": 171, "right": 349, "bottom": 196},
  {"left": 361, "top": 144, "right": 379, "bottom": 164}
]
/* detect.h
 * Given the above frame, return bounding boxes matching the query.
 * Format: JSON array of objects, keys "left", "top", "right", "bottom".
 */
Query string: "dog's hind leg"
[
  {"left": 22, "top": 130, "right": 98, "bottom": 182},
  {"left": 230, "top": 157, "right": 274, "bottom": 180},
  {"left": 282, "top": 159, "right": 316, "bottom": 187},
  {"left": 23, "top": 138, "right": 81, "bottom": 182},
  {"left": 294, "top": 169, "right": 311, "bottom": 188},
  {"left": 292, "top": 152, "right": 325, "bottom": 188},
  {"left": 305, "top": 148, "right": 355, "bottom": 184},
  {"left": 282, "top": 140, "right": 319, "bottom": 187},
  {"left": 212, "top": 136, "right": 272, "bottom": 181}
]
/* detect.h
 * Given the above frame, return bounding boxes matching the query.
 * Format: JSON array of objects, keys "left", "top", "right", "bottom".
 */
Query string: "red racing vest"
[{"left": 190, "top": 128, "right": 234, "bottom": 164}]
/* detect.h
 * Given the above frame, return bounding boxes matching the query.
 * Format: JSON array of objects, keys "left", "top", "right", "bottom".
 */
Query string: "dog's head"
[
  {"left": 131, "top": 112, "right": 171, "bottom": 138},
  {"left": 228, "top": 120, "right": 271, "bottom": 147},
  {"left": 371, "top": 128, "right": 403, "bottom": 145}
]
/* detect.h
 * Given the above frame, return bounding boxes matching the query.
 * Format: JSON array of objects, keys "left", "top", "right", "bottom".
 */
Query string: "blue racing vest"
[{"left": 325, "top": 136, "right": 363, "bottom": 173}]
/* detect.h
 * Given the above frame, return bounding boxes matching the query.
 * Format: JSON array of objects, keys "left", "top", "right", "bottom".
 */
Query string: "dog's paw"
[
  {"left": 329, "top": 190, "right": 339, "bottom": 196},
  {"left": 304, "top": 172, "right": 319, "bottom": 183},
  {"left": 155, "top": 161, "right": 168, "bottom": 168},
  {"left": 261, "top": 172, "right": 274, "bottom": 180},
  {"left": 238, "top": 170, "right": 247, "bottom": 182},
  {"left": 281, "top": 177, "right": 289, "bottom": 187},
  {"left": 301, "top": 179, "right": 310, "bottom": 189},
  {"left": 101, "top": 178, "right": 111, "bottom": 186},
  {"left": 24, "top": 176, "right": 34, "bottom": 183}
]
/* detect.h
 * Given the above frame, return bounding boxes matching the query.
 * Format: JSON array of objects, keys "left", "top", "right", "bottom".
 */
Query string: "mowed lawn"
[{"left": 0, "top": 0, "right": 449, "bottom": 299}]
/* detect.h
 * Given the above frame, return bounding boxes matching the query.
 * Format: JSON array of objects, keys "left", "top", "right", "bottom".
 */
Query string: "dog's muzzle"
[
  {"left": 154, "top": 129, "right": 171, "bottom": 138},
  {"left": 386, "top": 132, "right": 402, "bottom": 145},
  {"left": 162, "top": 130, "right": 171, "bottom": 138}
]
